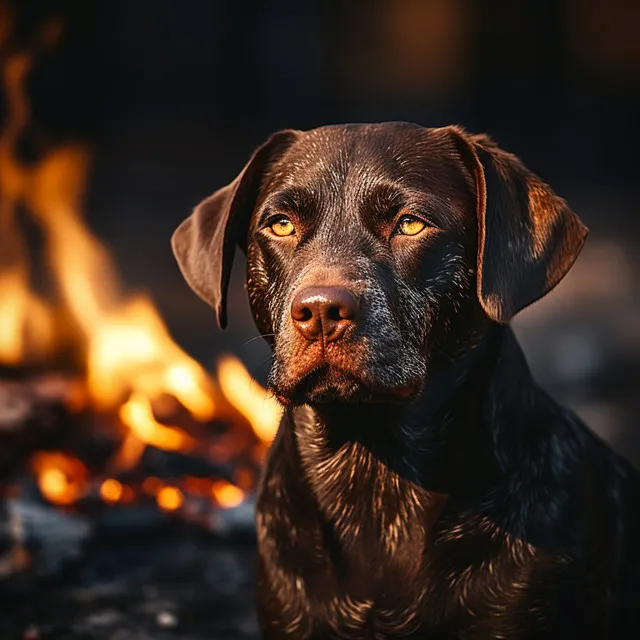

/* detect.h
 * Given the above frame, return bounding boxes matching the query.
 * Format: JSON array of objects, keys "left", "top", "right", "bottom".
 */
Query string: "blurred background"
[{"left": 0, "top": 0, "right": 638, "bottom": 637}]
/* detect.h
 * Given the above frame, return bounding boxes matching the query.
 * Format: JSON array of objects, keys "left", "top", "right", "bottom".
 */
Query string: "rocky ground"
[{"left": 0, "top": 531, "right": 259, "bottom": 640}]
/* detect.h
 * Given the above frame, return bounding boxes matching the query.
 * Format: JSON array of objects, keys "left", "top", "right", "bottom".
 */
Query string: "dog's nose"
[{"left": 291, "top": 286, "right": 359, "bottom": 342}]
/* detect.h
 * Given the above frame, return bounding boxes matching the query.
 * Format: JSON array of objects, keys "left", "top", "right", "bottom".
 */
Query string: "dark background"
[{"left": 5, "top": 0, "right": 640, "bottom": 461}]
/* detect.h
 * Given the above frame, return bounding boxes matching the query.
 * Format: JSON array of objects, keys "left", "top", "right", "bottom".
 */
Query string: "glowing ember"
[
  {"left": 184, "top": 477, "right": 213, "bottom": 496},
  {"left": 40, "top": 469, "right": 67, "bottom": 501},
  {"left": 157, "top": 486, "right": 184, "bottom": 512},
  {"left": 120, "top": 485, "right": 135, "bottom": 504},
  {"left": 99, "top": 478, "right": 123, "bottom": 504},
  {"left": 234, "top": 467, "right": 256, "bottom": 491},
  {"left": 31, "top": 452, "right": 88, "bottom": 506},
  {"left": 217, "top": 355, "right": 282, "bottom": 444},
  {"left": 212, "top": 479, "right": 245, "bottom": 509}
]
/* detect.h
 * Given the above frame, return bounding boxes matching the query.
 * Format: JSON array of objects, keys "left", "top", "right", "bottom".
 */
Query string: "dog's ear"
[
  {"left": 171, "top": 130, "right": 298, "bottom": 328},
  {"left": 449, "top": 126, "right": 588, "bottom": 323}
]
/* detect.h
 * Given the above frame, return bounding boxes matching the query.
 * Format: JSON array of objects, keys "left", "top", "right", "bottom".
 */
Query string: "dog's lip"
[{"left": 271, "top": 360, "right": 423, "bottom": 405}]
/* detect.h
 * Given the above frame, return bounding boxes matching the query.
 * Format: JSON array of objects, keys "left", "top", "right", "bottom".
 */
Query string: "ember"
[
  {"left": 157, "top": 486, "right": 184, "bottom": 512},
  {"left": 0, "top": 9, "right": 282, "bottom": 580},
  {"left": 31, "top": 453, "right": 88, "bottom": 506},
  {"left": 98, "top": 478, "right": 123, "bottom": 504},
  {"left": 212, "top": 479, "right": 245, "bottom": 509}
]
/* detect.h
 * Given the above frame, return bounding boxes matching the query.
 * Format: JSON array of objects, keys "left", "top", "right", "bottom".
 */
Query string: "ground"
[{"left": 0, "top": 531, "right": 258, "bottom": 640}]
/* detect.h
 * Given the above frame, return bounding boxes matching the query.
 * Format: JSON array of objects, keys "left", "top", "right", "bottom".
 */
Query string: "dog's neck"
[{"left": 290, "top": 325, "right": 538, "bottom": 511}]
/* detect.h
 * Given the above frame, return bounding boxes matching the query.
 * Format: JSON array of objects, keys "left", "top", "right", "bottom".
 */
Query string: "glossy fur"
[{"left": 172, "top": 123, "right": 640, "bottom": 639}]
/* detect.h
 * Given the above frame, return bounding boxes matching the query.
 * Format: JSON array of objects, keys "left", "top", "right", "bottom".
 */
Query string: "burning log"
[{"left": 131, "top": 447, "right": 236, "bottom": 483}]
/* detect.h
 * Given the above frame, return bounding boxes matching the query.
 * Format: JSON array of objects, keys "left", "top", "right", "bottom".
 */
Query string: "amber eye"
[
  {"left": 269, "top": 216, "right": 295, "bottom": 237},
  {"left": 396, "top": 215, "right": 426, "bottom": 236}
]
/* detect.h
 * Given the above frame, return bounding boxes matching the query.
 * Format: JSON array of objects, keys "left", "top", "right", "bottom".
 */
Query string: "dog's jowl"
[{"left": 172, "top": 123, "right": 640, "bottom": 639}]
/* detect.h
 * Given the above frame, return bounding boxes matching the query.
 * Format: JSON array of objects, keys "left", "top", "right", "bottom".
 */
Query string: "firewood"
[{"left": 0, "top": 374, "right": 82, "bottom": 482}]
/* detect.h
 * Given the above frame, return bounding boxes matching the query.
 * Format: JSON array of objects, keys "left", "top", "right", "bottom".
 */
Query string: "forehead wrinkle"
[
  {"left": 267, "top": 156, "right": 350, "bottom": 213},
  {"left": 261, "top": 186, "right": 320, "bottom": 213},
  {"left": 340, "top": 159, "right": 453, "bottom": 228},
  {"left": 261, "top": 126, "right": 472, "bottom": 232}
]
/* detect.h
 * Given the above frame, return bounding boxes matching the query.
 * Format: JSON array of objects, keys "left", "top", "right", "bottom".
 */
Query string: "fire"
[
  {"left": 119, "top": 392, "right": 195, "bottom": 452},
  {"left": 1, "top": 10, "right": 282, "bottom": 516},
  {"left": 217, "top": 355, "right": 282, "bottom": 444},
  {"left": 211, "top": 479, "right": 245, "bottom": 508},
  {"left": 157, "top": 486, "right": 184, "bottom": 512},
  {"left": 31, "top": 452, "right": 88, "bottom": 506},
  {"left": 100, "top": 478, "right": 123, "bottom": 504},
  {"left": 86, "top": 296, "right": 216, "bottom": 419},
  {"left": 0, "top": 45, "right": 57, "bottom": 365},
  {"left": 27, "top": 145, "right": 217, "bottom": 429},
  {"left": 141, "top": 476, "right": 163, "bottom": 496},
  {"left": 0, "top": 269, "right": 55, "bottom": 364},
  {"left": 0, "top": 17, "right": 216, "bottom": 452}
]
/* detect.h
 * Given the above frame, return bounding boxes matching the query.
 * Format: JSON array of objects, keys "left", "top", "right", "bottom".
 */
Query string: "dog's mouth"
[{"left": 270, "top": 360, "right": 422, "bottom": 407}]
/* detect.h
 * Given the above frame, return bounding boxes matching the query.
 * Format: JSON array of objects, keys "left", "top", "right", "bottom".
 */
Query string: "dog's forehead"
[{"left": 265, "top": 123, "right": 472, "bottom": 206}]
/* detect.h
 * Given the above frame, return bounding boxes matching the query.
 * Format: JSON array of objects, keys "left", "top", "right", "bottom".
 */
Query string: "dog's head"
[{"left": 172, "top": 123, "right": 587, "bottom": 405}]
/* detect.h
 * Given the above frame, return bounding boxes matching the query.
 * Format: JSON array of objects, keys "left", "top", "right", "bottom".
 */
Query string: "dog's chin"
[{"left": 271, "top": 363, "right": 421, "bottom": 407}]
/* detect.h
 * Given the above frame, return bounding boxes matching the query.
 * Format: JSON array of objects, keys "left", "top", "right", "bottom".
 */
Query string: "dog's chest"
[
  {"left": 303, "top": 437, "right": 438, "bottom": 554},
  {"left": 257, "top": 425, "right": 561, "bottom": 639},
  {"left": 263, "top": 509, "right": 553, "bottom": 640},
  {"left": 294, "top": 434, "right": 457, "bottom": 633}
]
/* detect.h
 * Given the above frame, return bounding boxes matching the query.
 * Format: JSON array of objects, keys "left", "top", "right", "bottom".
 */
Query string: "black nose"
[{"left": 291, "top": 286, "right": 359, "bottom": 342}]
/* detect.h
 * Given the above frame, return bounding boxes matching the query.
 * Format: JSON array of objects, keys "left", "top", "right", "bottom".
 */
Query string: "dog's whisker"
[
  {"left": 241, "top": 333, "right": 275, "bottom": 348},
  {"left": 248, "top": 354, "right": 275, "bottom": 394}
]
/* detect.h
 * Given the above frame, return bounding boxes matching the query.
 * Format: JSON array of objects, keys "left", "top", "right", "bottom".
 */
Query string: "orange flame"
[
  {"left": 25, "top": 144, "right": 217, "bottom": 430},
  {"left": 0, "top": 268, "right": 55, "bottom": 364},
  {"left": 119, "top": 392, "right": 195, "bottom": 452},
  {"left": 0, "top": 46, "right": 56, "bottom": 365},
  {"left": 2, "top": 11, "right": 280, "bottom": 512},
  {"left": 0, "top": 20, "right": 216, "bottom": 466},
  {"left": 217, "top": 355, "right": 282, "bottom": 444}
]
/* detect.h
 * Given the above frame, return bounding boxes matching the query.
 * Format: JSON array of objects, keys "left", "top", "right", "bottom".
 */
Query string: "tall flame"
[
  {"left": 0, "top": 44, "right": 56, "bottom": 364},
  {"left": 217, "top": 355, "right": 282, "bottom": 444},
  {"left": 0, "top": 12, "right": 282, "bottom": 504},
  {"left": 0, "top": 21, "right": 216, "bottom": 455}
]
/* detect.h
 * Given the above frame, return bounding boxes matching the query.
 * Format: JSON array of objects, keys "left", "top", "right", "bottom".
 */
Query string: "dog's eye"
[
  {"left": 269, "top": 216, "right": 295, "bottom": 237},
  {"left": 396, "top": 215, "right": 426, "bottom": 236}
]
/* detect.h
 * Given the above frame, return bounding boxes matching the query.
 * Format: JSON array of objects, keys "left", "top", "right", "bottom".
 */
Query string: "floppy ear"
[
  {"left": 171, "top": 130, "right": 298, "bottom": 328},
  {"left": 449, "top": 126, "right": 589, "bottom": 323}
]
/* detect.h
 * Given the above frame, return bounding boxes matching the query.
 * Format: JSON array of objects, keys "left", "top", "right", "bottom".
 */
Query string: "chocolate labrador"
[{"left": 172, "top": 123, "right": 640, "bottom": 639}]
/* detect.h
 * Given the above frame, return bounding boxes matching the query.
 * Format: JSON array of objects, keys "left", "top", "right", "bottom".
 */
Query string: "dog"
[{"left": 172, "top": 123, "right": 640, "bottom": 639}]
